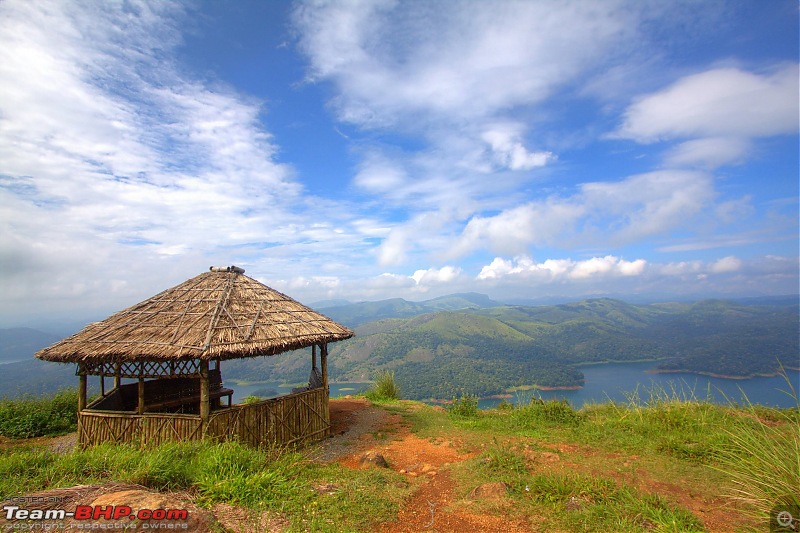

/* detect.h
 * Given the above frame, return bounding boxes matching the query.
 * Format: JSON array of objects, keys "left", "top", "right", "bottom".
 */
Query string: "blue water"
[
  {"left": 225, "top": 381, "right": 369, "bottom": 404},
  {"left": 225, "top": 362, "right": 799, "bottom": 410},
  {"left": 477, "top": 362, "right": 800, "bottom": 410}
]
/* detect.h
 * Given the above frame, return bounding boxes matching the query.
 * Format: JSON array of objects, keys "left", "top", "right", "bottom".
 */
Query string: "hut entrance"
[{"left": 36, "top": 266, "right": 352, "bottom": 448}]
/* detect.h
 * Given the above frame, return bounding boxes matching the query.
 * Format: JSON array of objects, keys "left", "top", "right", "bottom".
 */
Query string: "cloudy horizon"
[{"left": 1, "top": 0, "right": 797, "bottom": 328}]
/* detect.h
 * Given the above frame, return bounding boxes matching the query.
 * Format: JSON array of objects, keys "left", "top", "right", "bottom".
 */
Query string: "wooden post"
[
  {"left": 320, "top": 343, "right": 330, "bottom": 437},
  {"left": 78, "top": 364, "right": 87, "bottom": 412},
  {"left": 100, "top": 370, "right": 105, "bottom": 397},
  {"left": 137, "top": 377, "right": 145, "bottom": 414},
  {"left": 200, "top": 359, "right": 210, "bottom": 424},
  {"left": 312, "top": 344, "right": 317, "bottom": 370},
  {"left": 114, "top": 363, "right": 121, "bottom": 389},
  {"left": 320, "top": 344, "right": 328, "bottom": 390}
]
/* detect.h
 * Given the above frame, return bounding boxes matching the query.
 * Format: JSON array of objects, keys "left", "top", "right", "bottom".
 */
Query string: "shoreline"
[{"left": 646, "top": 367, "right": 800, "bottom": 380}]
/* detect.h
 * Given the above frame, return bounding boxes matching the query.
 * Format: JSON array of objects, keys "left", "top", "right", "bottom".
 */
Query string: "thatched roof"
[{"left": 36, "top": 266, "right": 354, "bottom": 364}]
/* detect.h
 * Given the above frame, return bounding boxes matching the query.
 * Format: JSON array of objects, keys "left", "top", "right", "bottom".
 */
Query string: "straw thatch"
[{"left": 36, "top": 266, "right": 353, "bottom": 364}]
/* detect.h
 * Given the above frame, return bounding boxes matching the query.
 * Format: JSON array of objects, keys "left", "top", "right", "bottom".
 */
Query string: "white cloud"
[
  {"left": 482, "top": 123, "right": 556, "bottom": 171},
  {"left": 614, "top": 65, "right": 799, "bottom": 142},
  {"left": 450, "top": 170, "right": 715, "bottom": 258},
  {"left": 476, "top": 254, "right": 797, "bottom": 299},
  {"left": 294, "top": 0, "right": 634, "bottom": 127},
  {"left": 411, "top": 266, "right": 462, "bottom": 286},
  {"left": 0, "top": 0, "right": 369, "bottom": 322},
  {"left": 709, "top": 256, "right": 742, "bottom": 273},
  {"left": 664, "top": 137, "right": 752, "bottom": 169},
  {"left": 477, "top": 255, "right": 647, "bottom": 281}
]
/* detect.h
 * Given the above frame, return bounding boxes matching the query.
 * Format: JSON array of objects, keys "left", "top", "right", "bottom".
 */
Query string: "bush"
[
  {"left": 448, "top": 393, "right": 479, "bottom": 418},
  {"left": 0, "top": 389, "right": 79, "bottom": 438},
  {"left": 512, "top": 398, "right": 584, "bottom": 428},
  {"left": 365, "top": 371, "right": 400, "bottom": 402}
]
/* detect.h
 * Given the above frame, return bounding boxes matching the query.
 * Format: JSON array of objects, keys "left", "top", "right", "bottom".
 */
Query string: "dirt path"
[{"left": 315, "top": 399, "right": 532, "bottom": 532}]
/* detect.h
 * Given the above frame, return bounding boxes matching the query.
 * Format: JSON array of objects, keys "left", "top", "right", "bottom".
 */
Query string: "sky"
[{"left": 0, "top": 0, "right": 798, "bottom": 329}]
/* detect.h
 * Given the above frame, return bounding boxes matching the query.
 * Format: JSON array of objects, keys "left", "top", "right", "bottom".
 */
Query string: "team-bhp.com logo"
[{"left": 3, "top": 504, "right": 189, "bottom": 530}]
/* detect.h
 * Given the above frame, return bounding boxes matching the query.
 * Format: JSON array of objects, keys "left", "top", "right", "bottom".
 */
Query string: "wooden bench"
[{"left": 145, "top": 369, "right": 233, "bottom": 411}]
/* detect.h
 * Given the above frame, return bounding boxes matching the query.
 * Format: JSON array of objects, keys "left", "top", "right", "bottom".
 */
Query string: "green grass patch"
[
  {"left": 365, "top": 370, "right": 400, "bottom": 402},
  {"left": 0, "top": 388, "right": 79, "bottom": 438},
  {"left": 0, "top": 440, "right": 409, "bottom": 532}
]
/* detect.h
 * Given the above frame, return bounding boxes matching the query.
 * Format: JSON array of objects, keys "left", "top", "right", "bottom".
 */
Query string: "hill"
[
  {"left": 0, "top": 328, "right": 93, "bottom": 397},
  {"left": 319, "top": 292, "right": 501, "bottom": 327},
  {"left": 4, "top": 298, "right": 798, "bottom": 401},
  {"left": 0, "top": 327, "right": 61, "bottom": 364},
  {"left": 222, "top": 297, "right": 798, "bottom": 401}
]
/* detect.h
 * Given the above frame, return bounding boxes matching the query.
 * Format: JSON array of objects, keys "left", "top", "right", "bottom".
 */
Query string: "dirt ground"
[{"left": 318, "top": 398, "right": 750, "bottom": 533}]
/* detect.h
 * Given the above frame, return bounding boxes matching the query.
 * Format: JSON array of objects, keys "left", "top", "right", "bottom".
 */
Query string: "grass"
[
  {"left": 397, "top": 384, "right": 798, "bottom": 531},
  {"left": 364, "top": 370, "right": 400, "bottom": 402},
  {"left": 0, "top": 388, "right": 79, "bottom": 438},
  {"left": 0, "top": 440, "right": 410, "bottom": 532},
  {"left": 1, "top": 382, "right": 796, "bottom": 532}
]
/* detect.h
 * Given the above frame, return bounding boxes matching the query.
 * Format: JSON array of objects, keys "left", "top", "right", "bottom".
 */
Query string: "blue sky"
[{"left": 0, "top": 0, "right": 797, "bottom": 326}]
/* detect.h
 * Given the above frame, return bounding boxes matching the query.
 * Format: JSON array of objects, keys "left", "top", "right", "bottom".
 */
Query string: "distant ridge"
[
  {"left": 222, "top": 297, "right": 798, "bottom": 401},
  {"left": 320, "top": 292, "right": 501, "bottom": 326}
]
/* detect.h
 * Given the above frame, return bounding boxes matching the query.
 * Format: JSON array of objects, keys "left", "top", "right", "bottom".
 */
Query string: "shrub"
[
  {"left": 365, "top": 371, "right": 400, "bottom": 402},
  {"left": 0, "top": 389, "right": 79, "bottom": 438},
  {"left": 448, "top": 393, "right": 479, "bottom": 418},
  {"left": 512, "top": 398, "right": 583, "bottom": 428}
]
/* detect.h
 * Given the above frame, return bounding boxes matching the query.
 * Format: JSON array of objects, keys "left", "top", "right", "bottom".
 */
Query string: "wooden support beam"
[
  {"left": 114, "top": 363, "right": 121, "bottom": 389},
  {"left": 78, "top": 364, "right": 87, "bottom": 412},
  {"left": 312, "top": 344, "right": 317, "bottom": 370},
  {"left": 321, "top": 343, "right": 328, "bottom": 391},
  {"left": 200, "top": 359, "right": 210, "bottom": 423},
  {"left": 320, "top": 343, "right": 330, "bottom": 437},
  {"left": 137, "top": 377, "right": 145, "bottom": 414}
]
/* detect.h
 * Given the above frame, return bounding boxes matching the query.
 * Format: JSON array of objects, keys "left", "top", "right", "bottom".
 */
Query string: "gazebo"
[{"left": 35, "top": 266, "right": 354, "bottom": 448}]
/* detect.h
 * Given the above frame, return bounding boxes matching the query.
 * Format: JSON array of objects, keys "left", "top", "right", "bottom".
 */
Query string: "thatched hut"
[{"left": 35, "top": 266, "right": 354, "bottom": 448}]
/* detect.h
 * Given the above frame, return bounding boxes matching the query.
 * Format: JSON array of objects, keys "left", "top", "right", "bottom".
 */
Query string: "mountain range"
[{"left": 1, "top": 295, "right": 797, "bottom": 400}]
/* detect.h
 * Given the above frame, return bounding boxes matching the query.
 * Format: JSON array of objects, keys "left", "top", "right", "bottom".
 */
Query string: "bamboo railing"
[{"left": 78, "top": 387, "right": 330, "bottom": 448}]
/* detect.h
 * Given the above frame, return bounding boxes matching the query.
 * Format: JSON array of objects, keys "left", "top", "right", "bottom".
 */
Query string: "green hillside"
[
  {"left": 5, "top": 298, "right": 796, "bottom": 402},
  {"left": 221, "top": 297, "right": 799, "bottom": 401}
]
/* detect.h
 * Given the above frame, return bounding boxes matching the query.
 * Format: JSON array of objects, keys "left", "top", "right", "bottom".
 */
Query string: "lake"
[
  {"left": 226, "top": 362, "right": 799, "bottom": 410},
  {"left": 478, "top": 361, "right": 800, "bottom": 410},
  {"left": 226, "top": 381, "right": 370, "bottom": 403}
]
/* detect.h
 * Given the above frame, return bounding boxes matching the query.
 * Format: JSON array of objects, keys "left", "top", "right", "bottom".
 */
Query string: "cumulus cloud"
[
  {"left": 476, "top": 254, "right": 797, "bottom": 299},
  {"left": 411, "top": 266, "right": 462, "bottom": 286},
  {"left": 709, "top": 256, "right": 743, "bottom": 273},
  {"left": 477, "top": 255, "right": 647, "bottom": 281}
]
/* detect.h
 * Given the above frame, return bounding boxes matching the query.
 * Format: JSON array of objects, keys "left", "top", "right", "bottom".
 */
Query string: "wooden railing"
[{"left": 78, "top": 387, "right": 330, "bottom": 448}]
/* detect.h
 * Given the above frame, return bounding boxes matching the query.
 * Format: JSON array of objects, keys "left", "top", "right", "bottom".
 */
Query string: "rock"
[
  {"left": 359, "top": 450, "right": 390, "bottom": 468},
  {"left": 468, "top": 482, "right": 509, "bottom": 501},
  {"left": 89, "top": 489, "right": 219, "bottom": 532}
]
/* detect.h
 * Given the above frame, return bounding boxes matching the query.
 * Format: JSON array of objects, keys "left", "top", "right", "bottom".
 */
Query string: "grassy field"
[{"left": 0, "top": 384, "right": 797, "bottom": 532}]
